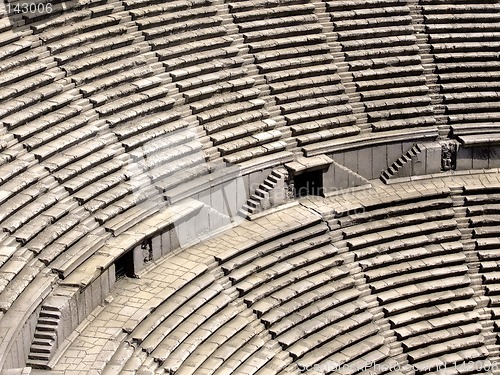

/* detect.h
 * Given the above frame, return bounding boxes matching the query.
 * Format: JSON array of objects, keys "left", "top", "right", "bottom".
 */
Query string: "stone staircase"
[
  {"left": 406, "top": 0, "right": 449, "bottom": 138},
  {"left": 380, "top": 144, "right": 424, "bottom": 183},
  {"left": 328, "top": 161, "right": 371, "bottom": 192},
  {"left": 308, "top": 0, "right": 370, "bottom": 133},
  {"left": 239, "top": 169, "right": 288, "bottom": 218},
  {"left": 26, "top": 305, "right": 61, "bottom": 369}
]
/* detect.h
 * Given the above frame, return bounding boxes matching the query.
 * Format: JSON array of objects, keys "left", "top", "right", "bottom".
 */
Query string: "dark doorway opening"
[
  {"left": 294, "top": 170, "right": 323, "bottom": 197},
  {"left": 115, "top": 250, "right": 134, "bottom": 279}
]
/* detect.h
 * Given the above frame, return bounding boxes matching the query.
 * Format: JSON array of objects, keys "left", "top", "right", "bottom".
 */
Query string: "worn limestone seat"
[
  {"left": 464, "top": 187, "right": 500, "bottom": 337},
  {"left": 325, "top": 0, "right": 433, "bottom": 133},
  {"left": 422, "top": 0, "right": 500, "bottom": 132},
  {"left": 1, "top": 0, "right": 500, "bottom": 371},
  {"left": 228, "top": 0, "right": 360, "bottom": 149}
]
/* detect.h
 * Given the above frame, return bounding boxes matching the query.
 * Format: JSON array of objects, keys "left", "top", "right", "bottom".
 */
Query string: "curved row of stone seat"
[
  {"left": 326, "top": 0, "right": 434, "bottom": 133},
  {"left": 421, "top": 0, "right": 500, "bottom": 132},
  {"left": 227, "top": 0, "right": 360, "bottom": 148},
  {"left": 129, "top": 0, "right": 288, "bottom": 165},
  {"left": 0, "top": 0, "right": 284, "bottom": 313},
  {"left": 462, "top": 187, "right": 500, "bottom": 338},
  {"left": 116, "top": 219, "right": 326, "bottom": 374},
  {"left": 338, "top": 193, "right": 489, "bottom": 373}
]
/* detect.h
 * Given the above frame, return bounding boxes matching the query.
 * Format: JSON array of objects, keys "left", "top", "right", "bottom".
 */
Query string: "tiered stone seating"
[
  {"left": 91, "top": 184, "right": 160, "bottom": 228},
  {"left": 0, "top": 144, "right": 105, "bottom": 318},
  {"left": 327, "top": 0, "right": 434, "bottom": 132},
  {"left": 462, "top": 188, "right": 500, "bottom": 334},
  {"left": 153, "top": 298, "right": 247, "bottom": 373},
  {"left": 0, "top": 1, "right": 136, "bottom": 174},
  {"left": 422, "top": 0, "right": 500, "bottom": 133},
  {"left": 228, "top": 0, "right": 360, "bottom": 148},
  {"left": 117, "top": 215, "right": 390, "bottom": 374},
  {"left": 2, "top": 0, "right": 500, "bottom": 371},
  {"left": 0, "top": 158, "right": 32, "bottom": 188},
  {"left": 15, "top": 50, "right": 205, "bottom": 238},
  {"left": 124, "top": 262, "right": 243, "bottom": 373},
  {"left": 96, "top": 90, "right": 175, "bottom": 129},
  {"left": 49, "top": 226, "right": 110, "bottom": 278},
  {"left": 35, "top": 222, "right": 98, "bottom": 269},
  {"left": 215, "top": 220, "right": 389, "bottom": 373},
  {"left": 127, "top": 0, "right": 285, "bottom": 165},
  {"left": 1, "top": 87, "right": 78, "bottom": 133},
  {"left": 26, "top": 201, "right": 81, "bottom": 255},
  {"left": 1, "top": 188, "right": 64, "bottom": 237},
  {"left": 0, "top": 257, "right": 48, "bottom": 313},
  {"left": 340, "top": 193, "right": 487, "bottom": 373}
]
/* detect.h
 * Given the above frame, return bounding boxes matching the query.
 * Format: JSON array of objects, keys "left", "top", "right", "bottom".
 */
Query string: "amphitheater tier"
[
  {"left": 12, "top": 173, "right": 500, "bottom": 375},
  {"left": 1, "top": 0, "right": 500, "bottom": 372}
]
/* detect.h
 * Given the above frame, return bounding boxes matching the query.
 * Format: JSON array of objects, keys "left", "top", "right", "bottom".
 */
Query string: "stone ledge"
[
  {"left": 384, "top": 168, "right": 500, "bottom": 185},
  {"left": 61, "top": 199, "right": 204, "bottom": 289},
  {"left": 457, "top": 134, "right": 500, "bottom": 147},
  {"left": 303, "top": 127, "right": 439, "bottom": 156},
  {"left": 285, "top": 155, "right": 333, "bottom": 175}
]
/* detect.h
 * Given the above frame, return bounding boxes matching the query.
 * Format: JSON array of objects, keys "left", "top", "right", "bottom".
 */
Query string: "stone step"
[
  {"left": 39, "top": 317, "right": 58, "bottom": 326},
  {"left": 246, "top": 198, "right": 260, "bottom": 209},
  {"left": 28, "top": 352, "right": 50, "bottom": 361},
  {"left": 40, "top": 310, "right": 61, "bottom": 319},
  {"left": 239, "top": 205, "right": 255, "bottom": 216},
  {"left": 34, "top": 330, "right": 54, "bottom": 340},
  {"left": 26, "top": 358, "right": 50, "bottom": 370},
  {"left": 36, "top": 324, "right": 57, "bottom": 332},
  {"left": 31, "top": 344, "right": 52, "bottom": 354},
  {"left": 32, "top": 338, "right": 53, "bottom": 347},
  {"left": 41, "top": 305, "right": 60, "bottom": 312}
]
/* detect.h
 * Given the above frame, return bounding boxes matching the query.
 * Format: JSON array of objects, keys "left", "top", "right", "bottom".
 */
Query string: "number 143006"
[{"left": 5, "top": 2, "right": 53, "bottom": 14}]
